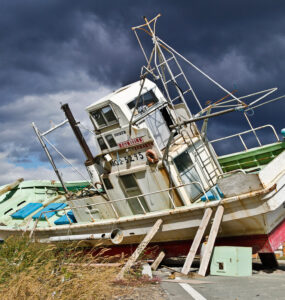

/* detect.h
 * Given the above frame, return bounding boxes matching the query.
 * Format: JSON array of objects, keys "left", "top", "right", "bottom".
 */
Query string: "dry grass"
[{"left": 0, "top": 236, "right": 150, "bottom": 300}]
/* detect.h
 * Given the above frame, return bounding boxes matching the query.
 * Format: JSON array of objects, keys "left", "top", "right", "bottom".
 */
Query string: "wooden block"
[
  {"left": 181, "top": 208, "right": 213, "bottom": 275},
  {"left": 151, "top": 251, "right": 165, "bottom": 270},
  {"left": 198, "top": 206, "right": 224, "bottom": 276}
]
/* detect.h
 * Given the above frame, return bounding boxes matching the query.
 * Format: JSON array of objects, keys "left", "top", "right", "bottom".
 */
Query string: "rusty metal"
[
  {"left": 32, "top": 122, "right": 69, "bottom": 194},
  {"left": 61, "top": 103, "right": 95, "bottom": 166}
]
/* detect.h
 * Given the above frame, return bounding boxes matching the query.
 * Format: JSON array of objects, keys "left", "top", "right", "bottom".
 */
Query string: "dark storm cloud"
[
  {"left": 1, "top": 0, "right": 285, "bottom": 96},
  {"left": 0, "top": 0, "right": 285, "bottom": 183}
]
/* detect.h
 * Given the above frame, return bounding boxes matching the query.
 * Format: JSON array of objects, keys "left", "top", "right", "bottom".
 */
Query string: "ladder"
[
  {"left": 152, "top": 41, "right": 221, "bottom": 188},
  {"left": 154, "top": 42, "right": 202, "bottom": 120}
]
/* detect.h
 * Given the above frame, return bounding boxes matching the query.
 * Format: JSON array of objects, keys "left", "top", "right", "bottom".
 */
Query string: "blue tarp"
[
  {"left": 32, "top": 203, "right": 67, "bottom": 220},
  {"left": 11, "top": 203, "right": 43, "bottom": 219},
  {"left": 54, "top": 211, "right": 77, "bottom": 225}
]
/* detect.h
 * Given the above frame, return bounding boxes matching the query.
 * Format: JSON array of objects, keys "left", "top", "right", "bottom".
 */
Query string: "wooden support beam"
[
  {"left": 198, "top": 206, "right": 224, "bottom": 277},
  {"left": 151, "top": 251, "right": 165, "bottom": 271},
  {"left": 117, "top": 218, "right": 163, "bottom": 280},
  {"left": 0, "top": 178, "right": 23, "bottom": 197},
  {"left": 181, "top": 208, "right": 213, "bottom": 275}
]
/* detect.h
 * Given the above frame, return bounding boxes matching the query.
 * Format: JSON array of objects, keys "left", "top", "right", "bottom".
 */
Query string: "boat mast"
[
  {"left": 61, "top": 103, "right": 101, "bottom": 184},
  {"left": 32, "top": 122, "right": 69, "bottom": 194}
]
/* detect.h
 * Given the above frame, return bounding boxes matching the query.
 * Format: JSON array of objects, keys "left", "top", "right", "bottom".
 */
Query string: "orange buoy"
[{"left": 146, "top": 149, "right": 159, "bottom": 164}]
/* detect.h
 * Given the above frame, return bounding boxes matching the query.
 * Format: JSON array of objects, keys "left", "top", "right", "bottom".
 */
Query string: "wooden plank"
[
  {"left": 117, "top": 218, "right": 163, "bottom": 280},
  {"left": 0, "top": 178, "right": 23, "bottom": 197},
  {"left": 65, "top": 263, "right": 122, "bottom": 267},
  {"left": 181, "top": 208, "right": 213, "bottom": 275},
  {"left": 198, "top": 206, "right": 224, "bottom": 276},
  {"left": 151, "top": 251, "right": 165, "bottom": 271},
  {"left": 161, "top": 279, "right": 212, "bottom": 284}
]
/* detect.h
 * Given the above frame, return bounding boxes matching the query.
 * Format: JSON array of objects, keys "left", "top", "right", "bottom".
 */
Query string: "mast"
[
  {"left": 61, "top": 103, "right": 101, "bottom": 184},
  {"left": 32, "top": 122, "right": 69, "bottom": 194}
]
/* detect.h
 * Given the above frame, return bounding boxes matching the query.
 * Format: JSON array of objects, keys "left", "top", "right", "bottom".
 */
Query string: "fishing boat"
[{"left": 0, "top": 15, "right": 285, "bottom": 264}]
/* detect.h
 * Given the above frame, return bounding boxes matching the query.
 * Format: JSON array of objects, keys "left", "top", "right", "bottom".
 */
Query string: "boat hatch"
[
  {"left": 32, "top": 203, "right": 67, "bottom": 220},
  {"left": 11, "top": 203, "right": 43, "bottom": 219}
]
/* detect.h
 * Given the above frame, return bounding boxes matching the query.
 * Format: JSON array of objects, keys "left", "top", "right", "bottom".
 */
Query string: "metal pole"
[
  {"left": 61, "top": 103, "right": 94, "bottom": 165},
  {"left": 32, "top": 122, "right": 69, "bottom": 194}
]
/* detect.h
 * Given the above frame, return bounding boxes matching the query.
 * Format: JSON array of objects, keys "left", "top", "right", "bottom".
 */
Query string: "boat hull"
[{"left": 0, "top": 153, "right": 284, "bottom": 256}]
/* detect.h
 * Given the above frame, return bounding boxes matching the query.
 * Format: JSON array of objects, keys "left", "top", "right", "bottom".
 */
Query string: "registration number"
[{"left": 110, "top": 152, "right": 144, "bottom": 166}]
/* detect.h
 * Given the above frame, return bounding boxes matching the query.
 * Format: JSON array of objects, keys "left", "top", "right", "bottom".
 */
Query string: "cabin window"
[
  {"left": 102, "top": 177, "right": 113, "bottom": 190},
  {"left": 101, "top": 106, "right": 117, "bottom": 123},
  {"left": 105, "top": 134, "right": 117, "bottom": 148},
  {"left": 97, "top": 137, "right": 108, "bottom": 151},
  {"left": 91, "top": 105, "right": 118, "bottom": 128},
  {"left": 174, "top": 150, "right": 203, "bottom": 200},
  {"left": 127, "top": 90, "right": 158, "bottom": 115},
  {"left": 174, "top": 151, "right": 194, "bottom": 173},
  {"left": 92, "top": 110, "right": 107, "bottom": 127},
  {"left": 119, "top": 174, "right": 149, "bottom": 214}
]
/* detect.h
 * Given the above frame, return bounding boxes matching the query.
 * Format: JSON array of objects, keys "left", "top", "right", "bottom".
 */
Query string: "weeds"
[{"left": 0, "top": 236, "right": 147, "bottom": 299}]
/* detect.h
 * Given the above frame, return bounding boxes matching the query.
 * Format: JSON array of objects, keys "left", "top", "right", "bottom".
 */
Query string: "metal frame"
[
  {"left": 90, "top": 104, "right": 119, "bottom": 130},
  {"left": 210, "top": 124, "right": 280, "bottom": 152},
  {"left": 32, "top": 121, "right": 95, "bottom": 192}
]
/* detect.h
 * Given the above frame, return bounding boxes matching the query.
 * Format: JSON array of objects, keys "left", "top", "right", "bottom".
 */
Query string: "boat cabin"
[{"left": 69, "top": 79, "right": 221, "bottom": 222}]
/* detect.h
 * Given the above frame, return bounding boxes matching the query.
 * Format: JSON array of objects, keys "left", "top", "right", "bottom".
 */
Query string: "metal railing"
[
  {"left": 209, "top": 124, "right": 280, "bottom": 152},
  {"left": 29, "top": 180, "right": 213, "bottom": 237}
]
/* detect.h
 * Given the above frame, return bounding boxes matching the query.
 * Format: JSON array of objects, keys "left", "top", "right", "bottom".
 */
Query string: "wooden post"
[
  {"left": 117, "top": 219, "right": 163, "bottom": 280},
  {"left": 0, "top": 178, "right": 23, "bottom": 197},
  {"left": 151, "top": 251, "right": 165, "bottom": 271},
  {"left": 198, "top": 205, "right": 224, "bottom": 276},
  {"left": 181, "top": 208, "right": 213, "bottom": 275}
]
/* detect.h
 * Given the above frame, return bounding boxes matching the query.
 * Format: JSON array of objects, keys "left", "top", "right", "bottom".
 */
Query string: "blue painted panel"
[
  {"left": 11, "top": 203, "right": 43, "bottom": 219},
  {"left": 201, "top": 186, "right": 224, "bottom": 202},
  {"left": 32, "top": 203, "right": 67, "bottom": 220},
  {"left": 67, "top": 210, "right": 77, "bottom": 222},
  {"left": 201, "top": 191, "right": 216, "bottom": 201},
  {"left": 54, "top": 215, "right": 75, "bottom": 225}
]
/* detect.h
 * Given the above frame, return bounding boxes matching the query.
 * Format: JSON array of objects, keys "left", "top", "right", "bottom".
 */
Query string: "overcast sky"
[{"left": 0, "top": 0, "right": 285, "bottom": 185}]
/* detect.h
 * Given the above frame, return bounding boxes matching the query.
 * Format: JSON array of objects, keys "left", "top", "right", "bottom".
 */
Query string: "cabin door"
[
  {"left": 174, "top": 150, "right": 203, "bottom": 201},
  {"left": 119, "top": 173, "right": 149, "bottom": 215}
]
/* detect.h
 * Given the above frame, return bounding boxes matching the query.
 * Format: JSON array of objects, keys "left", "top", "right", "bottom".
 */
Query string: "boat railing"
[
  {"left": 209, "top": 124, "right": 280, "bottom": 153},
  {"left": 29, "top": 180, "right": 212, "bottom": 236}
]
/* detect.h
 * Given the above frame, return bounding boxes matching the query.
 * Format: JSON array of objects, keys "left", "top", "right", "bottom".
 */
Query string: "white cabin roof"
[{"left": 86, "top": 78, "right": 157, "bottom": 112}]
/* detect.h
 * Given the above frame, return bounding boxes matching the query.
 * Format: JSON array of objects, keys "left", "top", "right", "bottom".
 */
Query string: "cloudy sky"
[{"left": 0, "top": 0, "right": 285, "bottom": 185}]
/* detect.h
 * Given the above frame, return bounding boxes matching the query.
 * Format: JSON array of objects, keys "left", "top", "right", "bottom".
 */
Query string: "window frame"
[
  {"left": 105, "top": 134, "right": 117, "bottom": 148},
  {"left": 97, "top": 136, "right": 108, "bottom": 151},
  {"left": 127, "top": 90, "right": 159, "bottom": 116},
  {"left": 91, "top": 104, "right": 119, "bottom": 129}
]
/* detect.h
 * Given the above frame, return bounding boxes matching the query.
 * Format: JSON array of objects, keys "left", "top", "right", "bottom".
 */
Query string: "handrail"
[
  {"left": 210, "top": 124, "right": 280, "bottom": 151},
  {"left": 29, "top": 180, "right": 211, "bottom": 237}
]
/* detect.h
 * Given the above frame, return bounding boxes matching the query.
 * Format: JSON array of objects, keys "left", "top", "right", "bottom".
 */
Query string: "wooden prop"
[
  {"left": 181, "top": 208, "right": 213, "bottom": 275},
  {"left": 117, "top": 218, "right": 163, "bottom": 280},
  {"left": 198, "top": 206, "right": 224, "bottom": 276},
  {"left": 0, "top": 178, "right": 23, "bottom": 197},
  {"left": 151, "top": 251, "right": 165, "bottom": 271}
]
